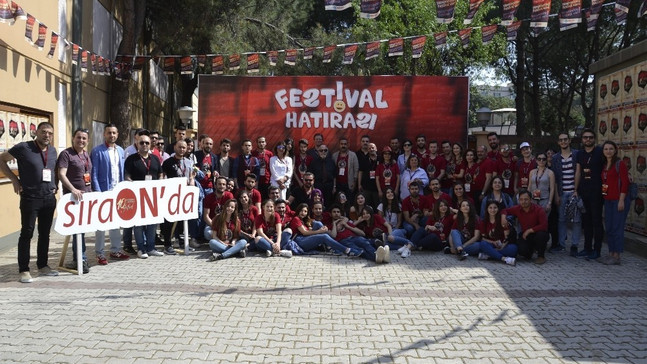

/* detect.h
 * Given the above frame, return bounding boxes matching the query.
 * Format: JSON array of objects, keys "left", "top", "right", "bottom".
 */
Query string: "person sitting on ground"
[
  {"left": 477, "top": 201, "right": 517, "bottom": 266},
  {"left": 449, "top": 200, "right": 482, "bottom": 261},
  {"left": 355, "top": 206, "right": 415, "bottom": 258},
  {"left": 501, "top": 189, "right": 549, "bottom": 264},
  {"left": 237, "top": 190, "right": 258, "bottom": 250},
  {"left": 412, "top": 199, "right": 453, "bottom": 252},
  {"left": 254, "top": 199, "right": 291, "bottom": 257},
  {"left": 208, "top": 199, "right": 247, "bottom": 261},
  {"left": 328, "top": 204, "right": 390, "bottom": 264},
  {"left": 480, "top": 176, "right": 514, "bottom": 219}
]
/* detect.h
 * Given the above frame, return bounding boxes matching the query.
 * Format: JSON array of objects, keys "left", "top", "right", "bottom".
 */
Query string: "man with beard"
[
  {"left": 309, "top": 144, "right": 336, "bottom": 205},
  {"left": 293, "top": 139, "right": 314, "bottom": 191},
  {"left": 475, "top": 145, "right": 495, "bottom": 203},
  {"left": 164, "top": 124, "right": 187, "bottom": 156},
  {"left": 203, "top": 176, "right": 235, "bottom": 243},
  {"left": 551, "top": 133, "right": 580, "bottom": 255},
  {"left": 574, "top": 128, "right": 604, "bottom": 260},
  {"left": 307, "top": 133, "right": 325, "bottom": 159},
  {"left": 425, "top": 140, "right": 447, "bottom": 184},
  {"left": 389, "top": 137, "right": 402, "bottom": 156},
  {"left": 502, "top": 190, "right": 549, "bottom": 264},
  {"left": 402, "top": 183, "right": 430, "bottom": 238},
  {"left": 241, "top": 173, "right": 263, "bottom": 211},
  {"left": 332, "top": 137, "right": 359, "bottom": 200},
  {"left": 233, "top": 139, "right": 260, "bottom": 189},
  {"left": 494, "top": 144, "right": 516, "bottom": 197},
  {"left": 356, "top": 135, "right": 371, "bottom": 167},
  {"left": 0, "top": 122, "right": 59, "bottom": 283},
  {"left": 413, "top": 134, "right": 429, "bottom": 160},
  {"left": 253, "top": 136, "right": 273, "bottom": 199},
  {"left": 486, "top": 132, "right": 502, "bottom": 162},
  {"left": 215, "top": 138, "right": 235, "bottom": 180},
  {"left": 440, "top": 140, "right": 454, "bottom": 194},
  {"left": 288, "top": 172, "right": 322, "bottom": 209},
  {"left": 194, "top": 137, "right": 217, "bottom": 195},
  {"left": 357, "top": 142, "right": 380, "bottom": 208}
]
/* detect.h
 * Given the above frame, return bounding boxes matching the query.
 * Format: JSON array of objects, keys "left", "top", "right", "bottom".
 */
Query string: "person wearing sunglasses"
[
  {"left": 309, "top": 144, "right": 336, "bottom": 205},
  {"left": 269, "top": 141, "right": 293, "bottom": 200},
  {"left": 550, "top": 133, "right": 581, "bottom": 256},
  {"left": 528, "top": 152, "right": 555, "bottom": 215}
]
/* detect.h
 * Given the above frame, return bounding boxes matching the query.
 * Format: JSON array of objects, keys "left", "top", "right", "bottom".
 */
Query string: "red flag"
[
  {"left": 228, "top": 54, "right": 240, "bottom": 70},
  {"left": 285, "top": 49, "right": 298, "bottom": 66},
  {"left": 133, "top": 56, "right": 147, "bottom": 70},
  {"left": 365, "top": 41, "right": 381, "bottom": 61},
  {"left": 25, "top": 14, "right": 35, "bottom": 44},
  {"left": 324, "top": 0, "right": 352, "bottom": 10},
  {"left": 35, "top": 22, "right": 47, "bottom": 50},
  {"left": 268, "top": 51, "right": 278, "bottom": 66},
  {"left": 501, "top": 0, "right": 521, "bottom": 25},
  {"left": 323, "top": 45, "right": 336, "bottom": 63},
  {"left": 506, "top": 21, "right": 522, "bottom": 40},
  {"left": 530, "top": 0, "right": 552, "bottom": 30},
  {"left": 211, "top": 56, "right": 224, "bottom": 75},
  {"left": 11, "top": 1, "right": 25, "bottom": 19},
  {"left": 163, "top": 57, "right": 175, "bottom": 74},
  {"left": 464, "top": 0, "right": 484, "bottom": 24},
  {"left": 388, "top": 38, "right": 404, "bottom": 57},
  {"left": 481, "top": 25, "right": 498, "bottom": 44},
  {"left": 98, "top": 56, "right": 105, "bottom": 75},
  {"left": 180, "top": 56, "right": 193, "bottom": 75},
  {"left": 360, "top": 0, "right": 382, "bottom": 19},
  {"left": 436, "top": 0, "right": 457, "bottom": 24},
  {"left": 586, "top": 0, "right": 604, "bottom": 31},
  {"left": 434, "top": 32, "right": 448, "bottom": 48},
  {"left": 411, "top": 36, "right": 426, "bottom": 58},
  {"left": 46, "top": 32, "right": 58, "bottom": 58},
  {"left": 247, "top": 53, "right": 259, "bottom": 73},
  {"left": 303, "top": 47, "right": 315, "bottom": 60},
  {"left": 91, "top": 53, "right": 98, "bottom": 74},
  {"left": 458, "top": 29, "right": 472, "bottom": 48},
  {"left": 342, "top": 44, "right": 358, "bottom": 64},
  {"left": 0, "top": 0, "right": 13, "bottom": 24},
  {"left": 103, "top": 58, "right": 111, "bottom": 76},
  {"left": 72, "top": 44, "right": 80, "bottom": 65},
  {"left": 81, "top": 50, "right": 89, "bottom": 72}
]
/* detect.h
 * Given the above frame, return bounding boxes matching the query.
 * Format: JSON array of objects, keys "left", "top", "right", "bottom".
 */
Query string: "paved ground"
[{"left": 0, "top": 231, "right": 646, "bottom": 364}]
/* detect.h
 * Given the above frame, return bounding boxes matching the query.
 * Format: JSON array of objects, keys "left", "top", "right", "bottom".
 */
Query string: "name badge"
[
  {"left": 145, "top": 175, "right": 152, "bottom": 181},
  {"left": 339, "top": 167, "right": 345, "bottom": 176},
  {"left": 42, "top": 169, "right": 52, "bottom": 182},
  {"left": 370, "top": 170, "right": 376, "bottom": 179},
  {"left": 83, "top": 173, "right": 91, "bottom": 186},
  {"left": 259, "top": 167, "right": 266, "bottom": 176}
]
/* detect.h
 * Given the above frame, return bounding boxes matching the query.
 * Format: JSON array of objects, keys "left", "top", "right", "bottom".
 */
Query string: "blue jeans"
[
  {"left": 558, "top": 191, "right": 581, "bottom": 249},
  {"left": 479, "top": 241, "right": 518, "bottom": 260},
  {"left": 415, "top": 232, "right": 445, "bottom": 251},
  {"left": 280, "top": 230, "right": 293, "bottom": 250},
  {"left": 386, "top": 229, "right": 413, "bottom": 250},
  {"left": 72, "top": 234, "right": 87, "bottom": 261},
  {"left": 340, "top": 236, "right": 376, "bottom": 261},
  {"left": 295, "top": 234, "right": 349, "bottom": 253},
  {"left": 256, "top": 237, "right": 274, "bottom": 252},
  {"left": 604, "top": 197, "right": 630, "bottom": 253},
  {"left": 450, "top": 229, "right": 481, "bottom": 255},
  {"left": 134, "top": 224, "right": 157, "bottom": 253},
  {"left": 403, "top": 216, "right": 425, "bottom": 237},
  {"left": 209, "top": 238, "right": 247, "bottom": 258}
]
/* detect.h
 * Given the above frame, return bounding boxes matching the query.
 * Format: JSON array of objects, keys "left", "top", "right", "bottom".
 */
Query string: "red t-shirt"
[
  {"left": 451, "top": 217, "right": 483, "bottom": 241},
  {"left": 335, "top": 153, "right": 349, "bottom": 185},
  {"left": 239, "top": 205, "right": 259, "bottom": 233},
  {"left": 294, "top": 154, "right": 313, "bottom": 183},
  {"left": 402, "top": 195, "right": 428, "bottom": 216},
  {"left": 481, "top": 219, "right": 509, "bottom": 241},
  {"left": 277, "top": 212, "right": 292, "bottom": 229},
  {"left": 329, "top": 220, "right": 359, "bottom": 242},
  {"left": 425, "top": 214, "right": 453, "bottom": 239},
  {"left": 290, "top": 216, "right": 307, "bottom": 234},
  {"left": 376, "top": 162, "right": 399, "bottom": 191},
  {"left": 360, "top": 214, "right": 389, "bottom": 239},
  {"left": 496, "top": 158, "right": 516, "bottom": 195},
  {"left": 443, "top": 159, "right": 466, "bottom": 189},
  {"left": 424, "top": 193, "right": 452, "bottom": 210},
  {"left": 503, "top": 204, "right": 548, "bottom": 232},
  {"left": 425, "top": 155, "right": 447, "bottom": 180},
  {"left": 254, "top": 212, "right": 281, "bottom": 237},
  {"left": 252, "top": 149, "right": 274, "bottom": 184},
  {"left": 204, "top": 191, "right": 235, "bottom": 219},
  {"left": 198, "top": 153, "right": 214, "bottom": 190},
  {"left": 516, "top": 159, "right": 537, "bottom": 189}
]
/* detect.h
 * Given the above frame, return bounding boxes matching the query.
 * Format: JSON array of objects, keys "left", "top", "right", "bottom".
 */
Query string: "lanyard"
[
  {"left": 34, "top": 141, "right": 48, "bottom": 167},
  {"left": 535, "top": 168, "right": 545, "bottom": 186},
  {"left": 176, "top": 158, "right": 186, "bottom": 176},
  {"left": 139, "top": 155, "right": 151, "bottom": 173}
]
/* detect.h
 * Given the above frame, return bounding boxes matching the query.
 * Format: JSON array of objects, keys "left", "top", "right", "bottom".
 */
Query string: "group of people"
[{"left": 0, "top": 123, "right": 633, "bottom": 283}]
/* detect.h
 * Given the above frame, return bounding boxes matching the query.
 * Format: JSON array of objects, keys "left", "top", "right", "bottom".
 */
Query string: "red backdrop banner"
[{"left": 198, "top": 76, "right": 468, "bottom": 154}]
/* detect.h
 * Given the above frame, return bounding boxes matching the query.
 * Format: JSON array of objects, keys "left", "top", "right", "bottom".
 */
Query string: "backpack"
[{"left": 616, "top": 161, "right": 638, "bottom": 200}]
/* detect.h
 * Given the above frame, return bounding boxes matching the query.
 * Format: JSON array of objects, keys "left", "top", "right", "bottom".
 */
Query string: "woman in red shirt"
[
  {"left": 412, "top": 199, "right": 453, "bottom": 252},
  {"left": 237, "top": 190, "right": 258, "bottom": 247},
  {"left": 354, "top": 206, "right": 415, "bottom": 257},
  {"left": 601, "top": 141, "right": 631, "bottom": 265},
  {"left": 477, "top": 201, "right": 516, "bottom": 266},
  {"left": 449, "top": 200, "right": 481, "bottom": 260},
  {"left": 254, "top": 200, "right": 290, "bottom": 257},
  {"left": 208, "top": 199, "right": 247, "bottom": 261}
]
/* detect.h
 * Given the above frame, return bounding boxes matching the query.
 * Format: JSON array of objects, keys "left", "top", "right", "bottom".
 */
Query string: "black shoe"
[
  {"left": 82, "top": 261, "right": 90, "bottom": 274},
  {"left": 123, "top": 246, "right": 137, "bottom": 255},
  {"left": 570, "top": 246, "right": 578, "bottom": 257},
  {"left": 458, "top": 250, "right": 468, "bottom": 261},
  {"left": 209, "top": 253, "right": 224, "bottom": 261},
  {"left": 237, "top": 250, "right": 246, "bottom": 258},
  {"left": 443, "top": 246, "right": 452, "bottom": 254}
]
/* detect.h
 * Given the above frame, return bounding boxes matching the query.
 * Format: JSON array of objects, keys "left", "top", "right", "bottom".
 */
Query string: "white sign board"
[{"left": 55, "top": 178, "right": 200, "bottom": 235}]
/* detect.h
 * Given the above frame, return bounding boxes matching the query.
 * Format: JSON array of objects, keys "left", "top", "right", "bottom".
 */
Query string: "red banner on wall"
[{"left": 198, "top": 76, "right": 468, "bottom": 155}]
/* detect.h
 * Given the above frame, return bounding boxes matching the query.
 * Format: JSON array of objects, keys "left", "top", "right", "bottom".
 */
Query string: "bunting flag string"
[{"left": 1, "top": 0, "right": 644, "bottom": 82}]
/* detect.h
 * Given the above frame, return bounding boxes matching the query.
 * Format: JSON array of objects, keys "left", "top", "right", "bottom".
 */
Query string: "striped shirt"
[{"left": 560, "top": 154, "right": 575, "bottom": 192}]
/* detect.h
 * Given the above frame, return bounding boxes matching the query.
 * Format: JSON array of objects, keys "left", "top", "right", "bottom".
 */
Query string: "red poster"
[
  {"left": 436, "top": 0, "right": 457, "bottom": 24},
  {"left": 268, "top": 51, "right": 278, "bottom": 66},
  {"left": 229, "top": 54, "right": 241, "bottom": 70},
  {"left": 80, "top": 50, "right": 89, "bottom": 72},
  {"left": 72, "top": 44, "right": 80, "bottom": 65},
  {"left": 91, "top": 53, "right": 97, "bottom": 74},
  {"left": 197, "top": 55, "right": 206, "bottom": 67},
  {"left": 198, "top": 76, "right": 469, "bottom": 156},
  {"left": 464, "top": 0, "right": 484, "bottom": 24},
  {"left": 530, "top": 0, "right": 552, "bottom": 29},
  {"left": 211, "top": 56, "right": 224, "bottom": 74},
  {"left": 360, "top": 0, "right": 382, "bottom": 19},
  {"left": 163, "top": 57, "right": 175, "bottom": 74},
  {"left": 325, "top": 0, "right": 352, "bottom": 10},
  {"left": 247, "top": 53, "right": 259, "bottom": 73},
  {"left": 180, "top": 56, "right": 193, "bottom": 75},
  {"left": 501, "top": 0, "right": 521, "bottom": 25},
  {"left": 0, "top": 0, "right": 12, "bottom": 23},
  {"left": 35, "top": 22, "right": 47, "bottom": 50},
  {"left": 285, "top": 49, "right": 298, "bottom": 66},
  {"left": 303, "top": 47, "right": 315, "bottom": 60},
  {"left": 506, "top": 20, "right": 522, "bottom": 40},
  {"left": 25, "top": 13, "right": 35, "bottom": 44},
  {"left": 133, "top": 56, "right": 148, "bottom": 70},
  {"left": 559, "top": 0, "right": 581, "bottom": 31}
]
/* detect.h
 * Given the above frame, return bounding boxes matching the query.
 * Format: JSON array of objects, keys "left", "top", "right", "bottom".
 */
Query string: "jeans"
[
  {"left": 256, "top": 237, "right": 275, "bottom": 252},
  {"left": 415, "top": 232, "right": 445, "bottom": 251},
  {"left": 295, "top": 234, "right": 349, "bottom": 253},
  {"left": 123, "top": 227, "right": 133, "bottom": 249},
  {"left": 558, "top": 191, "right": 581, "bottom": 249},
  {"left": 340, "top": 236, "right": 376, "bottom": 261},
  {"left": 403, "top": 216, "right": 425, "bottom": 237},
  {"left": 581, "top": 191, "right": 604, "bottom": 253},
  {"left": 209, "top": 238, "right": 247, "bottom": 258},
  {"left": 95, "top": 229, "right": 122, "bottom": 256},
  {"left": 479, "top": 241, "right": 518, "bottom": 261},
  {"left": 449, "top": 229, "right": 481, "bottom": 255},
  {"left": 72, "top": 234, "right": 87, "bottom": 261},
  {"left": 18, "top": 194, "right": 56, "bottom": 272},
  {"left": 134, "top": 224, "right": 157, "bottom": 253},
  {"left": 517, "top": 231, "right": 549, "bottom": 259},
  {"left": 385, "top": 229, "right": 413, "bottom": 250},
  {"left": 604, "top": 197, "right": 631, "bottom": 253}
]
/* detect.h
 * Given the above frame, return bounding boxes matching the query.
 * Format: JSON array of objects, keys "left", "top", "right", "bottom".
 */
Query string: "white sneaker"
[
  {"left": 137, "top": 250, "right": 149, "bottom": 259},
  {"left": 401, "top": 247, "right": 411, "bottom": 258},
  {"left": 20, "top": 272, "right": 33, "bottom": 283},
  {"left": 478, "top": 253, "right": 490, "bottom": 260},
  {"left": 147, "top": 249, "right": 164, "bottom": 256},
  {"left": 279, "top": 250, "right": 293, "bottom": 258},
  {"left": 504, "top": 257, "right": 516, "bottom": 266},
  {"left": 265, "top": 250, "right": 273, "bottom": 257},
  {"left": 376, "top": 246, "right": 385, "bottom": 263},
  {"left": 383, "top": 245, "right": 391, "bottom": 263},
  {"left": 397, "top": 246, "right": 406, "bottom": 253}
]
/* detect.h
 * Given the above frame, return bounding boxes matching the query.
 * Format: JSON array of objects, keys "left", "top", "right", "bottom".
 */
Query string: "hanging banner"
[
  {"left": 98, "top": 56, "right": 105, "bottom": 75},
  {"left": 80, "top": 50, "right": 89, "bottom": 72},
  {"left": 506, "top": 20, "right": 522, "bottom": 40},
  {"left": 616, "top": 0, "right": 630, "bottom": 13},
  {"left": 247, "top": 53, "right": 260, "bottom": 73},
  {"left": 132, "top": 56, "right": 148, "bottom": 70},
  {"left": 559, "top": 0, "right": 581, "bottom": 31},
  {"left": 360, "top": 0, "right": 382, "bottom": 19},
  {"left": 388, "top": 38, "right": 404, "bottom": 57},
  {"left": 163, "top": 57, "right": 175, "bottom": 74},
  {"left": 303, "top": 47, "right": 315, "bottom": 60},
  {"left": 614, "top": 7, "right": 627, "bottom": 24},
  {"left": 436, "top": 0, "right": 457, "bottom": 24},
  {"left": 198, "top": 76, "right": 469, "bottom": 157},
  {"left": 530, "top": 0, "right": 552, "bottom": 30},
  {"left": 342, "top": 44, "right": 358, "bottom": 65},
  {"left": 285, "top": 49, "right": 298, "bottom": 66},
  {"left": 434, "top": 32, "right": 448, "bottom": 48},
  {"left": 104, "top": 58, "right": 111, "bottom": 76},
  {"left": 365, "top": 41, "right": 381, "bottom": 60},
  {"left": 324, "top": 0, "right": 352, "bottom": 11},
  {"left": 24, "top": 13, "right": 35, "bottom": 44},
  {"left": 464, "top": 0, "right": 484, "bottom": 24},
  {"left": 481, "top": 24, "right": 498, "bottom": 44},
  {"left": 501, "top": 0, "right": 521, "bottom": 26},
  {"left": 640, "top": 0, "right": 647, "bottom": 17},
  {"left": 0, "top": 0, "right": 13, "bottom": 24},
  {"left": 228, "top": 54, "right": 241, "bottom": 70},
  {"left": 323, "top": 45, "right": 336, "bottom": 63},
  {"left": 46, "top": 32, "right": 58, "bottom": 58},
  {"left": 411, "top": 36, "right": 426, "bottom": 58},
  {"left": 211, "top": 56, "right": 224, "bottom": 75},
  {"left": 268, "top": 51, "right": 278, "bottom": 66},
  {"left": 71, "top": 44, "right": 80, "bottom": 65},
  {"left": 180, "top": 56, "right": 193, "bottom": 75},
  {"left": 91, "top": 53, "right": 98, "bottom": 74},
  {"left": 35, "top": 22, "right": 47, "bottom": 50},
  {"left": 459, "top": 28, "right": 472, "bottom": 48},
  {"left": 197, "top": 55, "right": 206, "bottom": 67}
]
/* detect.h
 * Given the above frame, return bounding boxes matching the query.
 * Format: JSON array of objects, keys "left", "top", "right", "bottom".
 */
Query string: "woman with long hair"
[
  {"left": 237, "top": 190, "right": 258, "bottom": 249},
  {"left": 449, "top": 200, "right": 481, "bottom": 260},
  {"left": 208, "top": 199, "right": 247, "bottom": 261},
  {"left": 412, "top": 199, "right": 453, "bottom": 252},
  {"left": 290, "top": 203, "right": 363, "bottom": 256},
  {"left": 480, "top": 176, "right": 514, "bottom": 219},
  {"left": 269, "top": 141, "right": 293, "bottom": 200},
  {"left": 528, "top": 152, "right": 555, "bottom": 214},
  {"left": 349, "top": 192, "right": 367, "bottom": 222},
  {"left": 254, "top": 199, "right": 290, "bottom": 257},
  {"left": 397, "top": 139, "right": 413, "bottom": 173},
  {"left": 450, "top": 183, "right": 474, "bottom": 213},
  {"left": 377, "top": 187, "right": 402, "bottom": 230},
  {"left": 600, "top": 141, "right": 631, "bottom": 265},
  {"left": 477, "top": 201, "right": 517, "bottom": 266},
  {"left": 333, "top": 190, "right": 351, "bottom": 217},
  {"left": 355, "top": 206, "right": 415, "bottom": 257},
  {"left": 400, "top": 154, "right": 429, "bottom": 200},
  {"left": 447, "top": 142, "right": 466, "bottom": 185}
]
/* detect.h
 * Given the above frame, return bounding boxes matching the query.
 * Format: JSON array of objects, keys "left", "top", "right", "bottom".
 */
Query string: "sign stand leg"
[
  {"left": 75, "top": 234, "right": 83, "bottom": 276},
  {"left": 183, "top": 220, "right": 189, "bottom": 255}
]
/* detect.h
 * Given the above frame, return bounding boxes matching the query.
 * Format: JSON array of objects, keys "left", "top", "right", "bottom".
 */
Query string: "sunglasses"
[
  {"left": 403, "top": 143, "right": 412, "bottom": 146},
  {"left": 157, "top": 143, "right": 164, "bottom": 146},
  {"left": 139, "top": 141, "right": 150, "bottom": 145},
  {"left": 582, "top": 135, "right": 595, "bottom": 140},
  {"left": 319, "top": 149, "right": 328, "bottom": 152}
]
